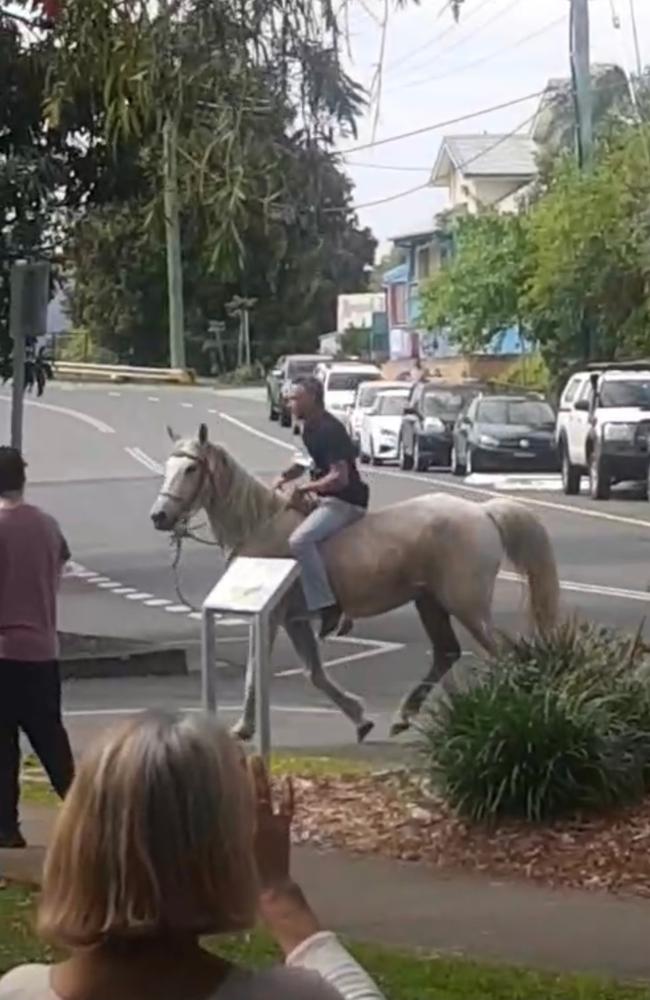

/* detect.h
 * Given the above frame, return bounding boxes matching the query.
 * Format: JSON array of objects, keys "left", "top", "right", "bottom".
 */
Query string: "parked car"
[
  {"left": 555, "top": 362, "right": 650, "bottom": 499},
  {"left": 346, "top": 380, "right": 405, "bottom": 448},
  {"left": 267, "top": 354, "right": 330, "bottom": 427},
  {"left": 399, "top": 382, "right": 483, "bottom": 471},
  {"left": 359, "top": 388, "right": 410, "bottom": 465},
  {"left": 451, "top": 395, "right": 558, "bottom": 476},
  {"left": 320, "top": 363, "right": 383, "bottom": 423}
]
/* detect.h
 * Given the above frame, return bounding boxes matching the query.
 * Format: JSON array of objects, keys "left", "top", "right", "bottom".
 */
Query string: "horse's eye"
[{"left": 185, "top": 465, "right": 197, "bottom": 476}]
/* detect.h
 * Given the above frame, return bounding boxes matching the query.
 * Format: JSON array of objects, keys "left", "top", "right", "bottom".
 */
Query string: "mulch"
[{"left": 290, "top": 771, "right": 650, "bottom": 897}]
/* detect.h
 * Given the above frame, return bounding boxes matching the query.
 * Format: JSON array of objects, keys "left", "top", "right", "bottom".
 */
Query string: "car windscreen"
[
  {"left": 599, "top": 379, "right": 650, "bottom": 408},
  {"left": 423, "top": 390, "right": 475, "bottom": 417},
  {"left": 477, "top": 399, "right": 555, "bottom": 426},
  {"left": 328, "top": 372, "right": 381, "bottom": 391},
  {"left": 376, "top": 394, "right": 408, "bottom": 415},
  {"left": 287, "top": 360, "right": 320, "bottom": 379},
  {"left": 356, "top": 384, "right": 384, "bottom": 408}
]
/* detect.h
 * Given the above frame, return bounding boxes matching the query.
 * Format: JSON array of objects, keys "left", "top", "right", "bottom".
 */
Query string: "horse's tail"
[{"left": 485, "top": 499, "right": 560, "bottom": 635}]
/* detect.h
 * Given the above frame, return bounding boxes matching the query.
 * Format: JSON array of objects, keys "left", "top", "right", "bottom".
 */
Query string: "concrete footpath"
[{"left": 2, "top": 805, "right": 650, "bottom": 982}]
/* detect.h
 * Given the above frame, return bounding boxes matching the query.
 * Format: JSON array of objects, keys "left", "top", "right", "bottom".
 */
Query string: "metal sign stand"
[
  {"left": 201, "top": 556, "right": 299, "bottom": 760},
  {"left": 9, "top": 260, "right": 50, "bottom": 450}
]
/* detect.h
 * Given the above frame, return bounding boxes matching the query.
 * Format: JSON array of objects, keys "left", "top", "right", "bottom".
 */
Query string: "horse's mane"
[{"left": 201, "top": 440, "right": 287, "bottom": 551}]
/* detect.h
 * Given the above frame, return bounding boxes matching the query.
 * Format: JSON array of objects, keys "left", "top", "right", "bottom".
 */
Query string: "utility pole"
[
  {"left": 9, "top": 260, "right": 50, "bottom": 451},
  {"left": 570, "top": 0, "right": 594, "bottom": 360},
  {"left": 160, "top": 0, "right": 186, "bottom": 370},
  {"left": 570, "top": 0, "right": 593, "bottom": 168},
  {"left": 629, "top": 0, "right": 643, "bottom": 79}
]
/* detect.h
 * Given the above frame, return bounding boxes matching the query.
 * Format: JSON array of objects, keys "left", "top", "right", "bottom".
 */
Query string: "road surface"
[{"left": 5, "top": 382, "right": 650, "bottom": 752}]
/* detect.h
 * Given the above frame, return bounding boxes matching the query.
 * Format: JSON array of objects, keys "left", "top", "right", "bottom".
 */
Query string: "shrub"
[{"left": 419, "top": 619, "right": 650, "bottom": 823}]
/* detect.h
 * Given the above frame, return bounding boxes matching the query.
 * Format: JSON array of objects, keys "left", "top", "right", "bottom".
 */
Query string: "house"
[{"left": 430, "top": 134, "right": 537, "bottom": 215}]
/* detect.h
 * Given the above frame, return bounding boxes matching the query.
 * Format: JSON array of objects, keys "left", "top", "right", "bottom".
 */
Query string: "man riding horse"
[{"left": 274, "top": 376, "right": 368, "bottom": 639}]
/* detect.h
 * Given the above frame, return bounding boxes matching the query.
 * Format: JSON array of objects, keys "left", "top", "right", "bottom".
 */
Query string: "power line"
[
  {"left": 386, "top": 0, "right": 494, "bottom": 72},
  {"left": 339, "top": 88, "right": 546, "bottom": 155},
  {"left": 335, "top": 110, "right": 540, "bottom": 215},
  {"left": 394, "top": 0, "right": 522, "bottom": 83},
  {"left": 343, "top": 161, "right": 433, "bottom": 172},
  {"left": 396, "top": 12, "right": 567, "bottom": 92}
]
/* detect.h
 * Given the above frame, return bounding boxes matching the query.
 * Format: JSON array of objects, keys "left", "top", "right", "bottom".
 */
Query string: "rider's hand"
[{"left": 272, "top": 476, "right": 286, "bottom": 492}]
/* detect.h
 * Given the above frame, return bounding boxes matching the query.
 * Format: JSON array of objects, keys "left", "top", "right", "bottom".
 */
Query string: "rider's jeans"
[{"left": 289, "top": 497, "right": 365, "bottom": 611}]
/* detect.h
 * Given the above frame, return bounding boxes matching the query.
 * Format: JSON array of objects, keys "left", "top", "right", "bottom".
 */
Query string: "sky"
[{"left": 336, "top": 0, "right": 650, "bottom": 251}]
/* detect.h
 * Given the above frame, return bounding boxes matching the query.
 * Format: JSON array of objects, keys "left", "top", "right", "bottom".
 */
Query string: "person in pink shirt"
[{"left": 0, "top": 447, "right": 74, "bottom": 848}]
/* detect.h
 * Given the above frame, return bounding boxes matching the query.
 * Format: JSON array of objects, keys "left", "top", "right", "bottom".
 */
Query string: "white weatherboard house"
[{"left": 430, "top": 134, "right": 537, "bottom": 216}]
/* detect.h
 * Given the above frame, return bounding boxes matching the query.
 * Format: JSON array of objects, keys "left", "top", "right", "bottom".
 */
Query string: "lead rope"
[{"left": 170, "top": 519, "right": 221, "bottom": 613}]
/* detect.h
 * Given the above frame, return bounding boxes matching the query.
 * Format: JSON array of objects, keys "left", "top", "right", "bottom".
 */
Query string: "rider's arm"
[{"left": 300, "top": 460, "right": 349, "bottom": 496}]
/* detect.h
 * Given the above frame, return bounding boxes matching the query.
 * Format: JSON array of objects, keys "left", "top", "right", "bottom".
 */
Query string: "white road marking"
[
  {"left": 500, "top": 570, "right": 650, "bottom": 604},
  {"left": 0, "top": 396, "right": 116, "bottom": 434},
  {"left": 145, "top": 598, "right": 172, "bottom": 607},
  {"left": 97, "top": 581, "right": 121, "bottom": 589},
  {"left": 208, "top": 409, "right": 218, "bottom": 415},
  {"left": 276, "top": 638, "right": 404, "bottom": 677},
  {"left": 370, "top": 467, "right": 650, "bottom": 531},
  {"left": 63, "top": 705, "right": 339, "bottom": 718},
  {"left": 181, "top": 402, "right": 194, "bottom": 409},
  {"left": 465, "top": 473, "right": 563, "bottom": 492},
  {"left": 165, "top": 604, "right": 192, "bottom": 613},
  {"left": 108, "top": 391, "right": 121, "bottom": 398},
  {"left": 125, "top": 446, "right": 164, "bottom": 475},
  {"left": 126, "top": 592, "right": 153, "bottom": 600},
  {"left": 111, "top": 587, "right": 137, "bottom": 595},
  {"left": 219, "top": 412, "right": 297, "bottom": 452},
  {"left": 148, "top": 396, "right": 160, "bottom": 403}
]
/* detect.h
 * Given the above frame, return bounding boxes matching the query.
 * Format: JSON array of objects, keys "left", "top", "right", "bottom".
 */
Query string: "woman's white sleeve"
[{"left": 286, "top": 931, "right": 386, "bottom": 1000}]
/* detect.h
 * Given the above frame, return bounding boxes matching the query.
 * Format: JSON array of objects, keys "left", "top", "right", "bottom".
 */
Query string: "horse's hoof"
[
  {"left": 357, "top": 720, "right": 375, "bottom": 744},
  {"left": 389, "top": 720, "right": 410, "bottom": 738}
]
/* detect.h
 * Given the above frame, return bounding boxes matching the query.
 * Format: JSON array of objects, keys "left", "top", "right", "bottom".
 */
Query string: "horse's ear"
[
  {"left": 167, "top": 425, "right": 179, "bottom": 443},
  {"left": 198, "top": 422, "right": 209, "bottom": 446}
]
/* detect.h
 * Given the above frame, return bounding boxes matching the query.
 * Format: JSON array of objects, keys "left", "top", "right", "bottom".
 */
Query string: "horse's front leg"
[{"left": 231, "top": 614, "right": 280, "bottom": 741}]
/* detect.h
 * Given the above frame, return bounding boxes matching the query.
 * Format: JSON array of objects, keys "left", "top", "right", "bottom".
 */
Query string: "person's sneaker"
[
  {"left": 319, "top": 604, "right": 342, "bottom": 639},
  {"left": 0, "top": 828, "right": 26, "bottom": 849}
]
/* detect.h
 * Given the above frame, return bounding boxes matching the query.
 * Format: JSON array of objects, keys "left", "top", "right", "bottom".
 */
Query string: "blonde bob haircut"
[{"left": 38, "top": 711, "right": 258, "bottom": 948}]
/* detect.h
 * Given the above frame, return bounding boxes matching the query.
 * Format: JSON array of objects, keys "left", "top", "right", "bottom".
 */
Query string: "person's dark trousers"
[{"left": 0, "top": 659, "right": 74, "bottom": 834}]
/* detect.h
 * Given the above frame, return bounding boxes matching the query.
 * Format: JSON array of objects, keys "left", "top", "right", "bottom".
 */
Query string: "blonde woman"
[{"left": 0, "top": 712, "right": 384, "bottom": 1000}]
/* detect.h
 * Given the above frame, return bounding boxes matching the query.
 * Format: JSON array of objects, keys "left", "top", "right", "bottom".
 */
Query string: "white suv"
[{"left": 556, "top": 363, "right": 650, "bottom": 499}]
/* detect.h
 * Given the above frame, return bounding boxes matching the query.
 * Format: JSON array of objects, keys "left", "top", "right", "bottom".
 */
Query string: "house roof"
[
  {"left": 430, "top": 134, "right": 537, "bottom": 186},
  {"left": 383, "top": 262, "right": 409, "bottom": 285}
]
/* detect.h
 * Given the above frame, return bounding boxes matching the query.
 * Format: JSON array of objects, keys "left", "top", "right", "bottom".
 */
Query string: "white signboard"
[
  {"left": 204, "top": 557, "right": 299, "bottom": 615},
  {"left": 337, "top": 293, "right": 386, "bottom": 332}
]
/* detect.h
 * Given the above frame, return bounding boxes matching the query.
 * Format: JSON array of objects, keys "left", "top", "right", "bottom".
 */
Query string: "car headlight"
[
  {"left": 602, "top": 423, "right": 635, "bottom": 442},
  {"left": 479, "top": 433, "right": 499, "bottom": 447},
  {"left": 423, "top": 416, "right": 445, "bottom": 432}
]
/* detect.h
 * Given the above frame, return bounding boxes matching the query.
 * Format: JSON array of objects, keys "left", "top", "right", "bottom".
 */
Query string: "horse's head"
[{"left": 150, "top": 422, "right": 227, "bottom": 532}]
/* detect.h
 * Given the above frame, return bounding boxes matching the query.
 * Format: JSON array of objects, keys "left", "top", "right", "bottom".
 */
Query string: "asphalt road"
[{"left": 5, "top": 382, "right": 650, "bottom": 753}]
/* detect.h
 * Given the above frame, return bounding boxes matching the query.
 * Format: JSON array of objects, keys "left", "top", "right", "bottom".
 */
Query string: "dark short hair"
[
  {"left": 293, "top": 375, "right": 324, "bottom": 405},
  {"left": 0, "top": 447, "right": 26, "bottom": 494}
]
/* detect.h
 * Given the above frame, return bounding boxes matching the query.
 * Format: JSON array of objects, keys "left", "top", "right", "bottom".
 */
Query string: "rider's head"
[
  {"left": 291, "top": 376, "right": 324, "bottom": 421},
  {"left": 0, "top": 447, "right": 26, "bottom": 499}
]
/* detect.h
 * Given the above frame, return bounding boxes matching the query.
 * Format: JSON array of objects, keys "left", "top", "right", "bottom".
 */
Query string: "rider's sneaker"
[{"left": 319, "top": 604, "right": 342, "bottom": 639}]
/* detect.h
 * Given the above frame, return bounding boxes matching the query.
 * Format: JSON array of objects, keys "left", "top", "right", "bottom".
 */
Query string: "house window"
[{"left": 417, "top": 246, "right": 431, "bottom": 280}]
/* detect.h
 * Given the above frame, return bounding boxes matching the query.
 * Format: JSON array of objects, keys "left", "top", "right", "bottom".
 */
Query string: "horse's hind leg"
[
  {"left": 283, "top": 619, "right": 374, "bottom": 743},
  {"left": 390, "top": 594, "right": 461, "bottom": 737}
]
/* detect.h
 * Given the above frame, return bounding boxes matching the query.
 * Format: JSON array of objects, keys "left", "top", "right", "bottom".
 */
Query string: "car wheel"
[
  {"left": 561, "top": 443, "right": 581, "bottom": 495},
  {"left": 370, "top": 440, "right": 382, "bottom": 466},
  {"left": 292, "top": 421, "right": 301, "bottom": 436},
  {"left": 589, "top": 451, "right": 611, "bottom": 500},
  {"left": 280, "top": 408, "right": 291, "bottom": 428},
  {"left": 451, "top": 445, "right": 465, "bottom": 477},
  {"left": 399, "top": 438, "right": 414, "bottom": 471},
  {"left": 269, "top": 398, "right": 278, "bottom": 422}
]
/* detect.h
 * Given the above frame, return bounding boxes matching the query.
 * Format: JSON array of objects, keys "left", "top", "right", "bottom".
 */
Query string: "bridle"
[{"left": 160, "top": 448, "right": 220, "bottom": 610}]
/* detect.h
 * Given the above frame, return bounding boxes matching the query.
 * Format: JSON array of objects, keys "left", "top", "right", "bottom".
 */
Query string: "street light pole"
[{"left": 570, "top": 0, "right": 593, "bottom": 168}]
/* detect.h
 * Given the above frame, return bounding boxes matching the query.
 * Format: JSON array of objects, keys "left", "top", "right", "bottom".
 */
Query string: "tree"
[
  {"left": 524, "top": 126, "right": 650, "bottom": 370},
  {"left": 420, "top": 213, "right": 528, "bottom": 352}
]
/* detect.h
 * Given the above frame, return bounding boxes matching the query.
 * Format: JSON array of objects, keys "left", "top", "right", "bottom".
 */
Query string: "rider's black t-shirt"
[{"left": 302, "top": 411, "right": 369, "bottom": 509}]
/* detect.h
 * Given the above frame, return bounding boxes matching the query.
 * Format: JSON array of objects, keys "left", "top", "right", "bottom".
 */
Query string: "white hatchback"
[
  {"left": 359, "top": 388, "right": 410, "bottom": 465},
  {"left": 347, "top": 380, "right": 405, "bottom": 445},
  {"left": 321, "top": 363, "right": 383, "bottom": 424}
]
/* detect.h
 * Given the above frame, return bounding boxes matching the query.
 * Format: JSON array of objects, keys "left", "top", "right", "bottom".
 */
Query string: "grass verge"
[{"left": 0, "top": 884, "right": 645, "bottom": 999}]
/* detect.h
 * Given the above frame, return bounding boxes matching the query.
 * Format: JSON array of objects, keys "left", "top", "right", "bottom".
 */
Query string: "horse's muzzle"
[{"left": 151, "top": 508, "right": 172, "bottom": 531}]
